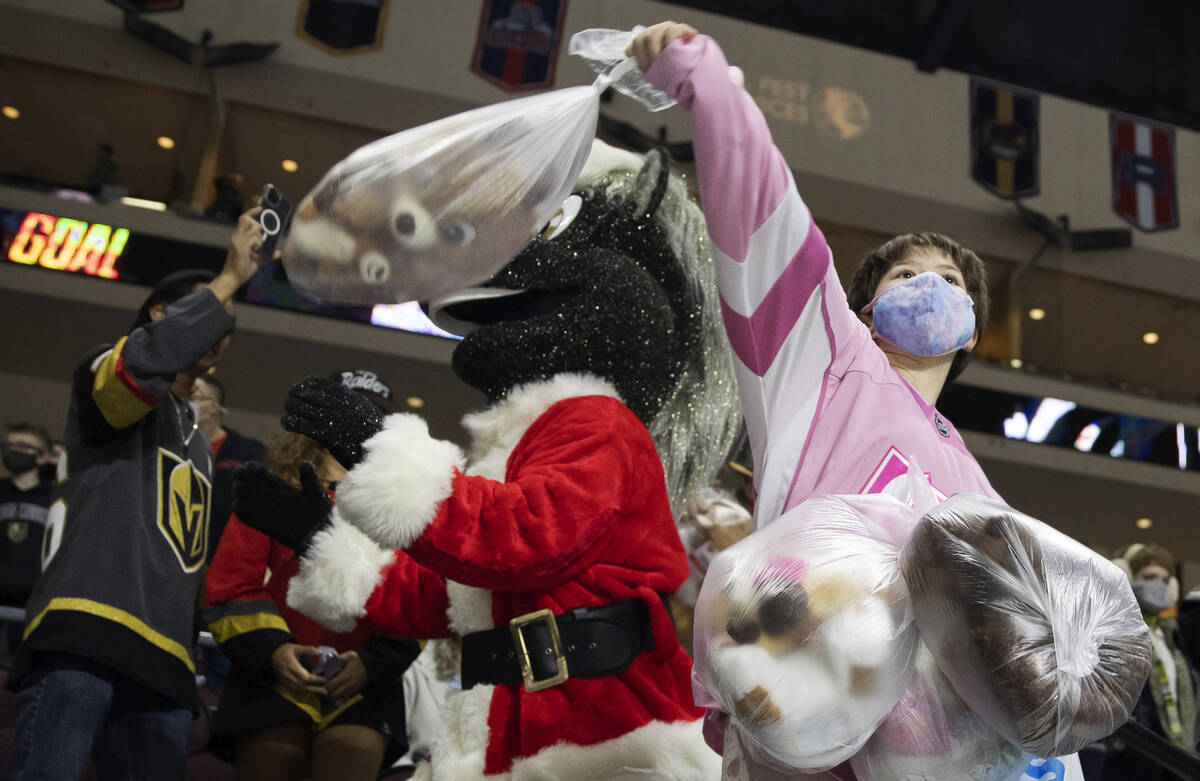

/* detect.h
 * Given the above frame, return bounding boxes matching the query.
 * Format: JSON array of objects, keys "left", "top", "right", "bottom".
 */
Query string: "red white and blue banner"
[
  {"left": 1110, "top": 114, "right": 1179, "bottom": 232},
  {"left": 471, "top": 0, "right": 567, "bottom": 91}
]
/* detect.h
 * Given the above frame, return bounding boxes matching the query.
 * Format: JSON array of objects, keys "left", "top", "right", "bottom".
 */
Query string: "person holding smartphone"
[
  {"left": 203, "top": 371, "right": 420, "bottom": 781},
  {"left": 6, "top": 208, "right": 267, "bottom": 781}
]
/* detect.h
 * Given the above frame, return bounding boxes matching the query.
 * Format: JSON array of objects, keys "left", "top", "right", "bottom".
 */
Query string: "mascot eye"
[
  {"left": 438, "top": 218, "right": 475, "bottom": 246},
  {"left": 538, "top": 195, "right": 583, "bottom": 241}
]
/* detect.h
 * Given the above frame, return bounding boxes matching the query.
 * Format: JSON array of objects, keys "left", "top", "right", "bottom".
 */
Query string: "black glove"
[
  {"left": 281, "top": 375, "right": 384, "bottom": 469},
  {"left": 233, "top": 462, "right": 332, "bottom": 555}
]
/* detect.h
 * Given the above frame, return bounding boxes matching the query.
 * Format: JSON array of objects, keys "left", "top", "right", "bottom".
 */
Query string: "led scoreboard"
[
  {"left": 1, "top": 205, "right": 457, "bottom": 339},
  {"left": 7, "top": 211, "right": 129, "bottom": 279}
]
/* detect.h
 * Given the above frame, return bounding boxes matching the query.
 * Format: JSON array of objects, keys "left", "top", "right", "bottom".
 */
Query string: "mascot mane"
[
  {"left": 576, "top": 141, "right": 740, "bottom": 513},
  {"left": 436, "top": 139, "right": 740, "bottom": 515}
]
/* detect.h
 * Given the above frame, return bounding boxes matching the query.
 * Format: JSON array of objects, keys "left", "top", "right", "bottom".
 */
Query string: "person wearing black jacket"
[
  {"left": 203, "top": 371, "right": 419, "bottom": 781},
  {"left": 1102, "top": 544, "right": 1200, "bottom": 781},
  {"left": 0, "top": 423, "right": 57, "bottom": 654},
  {"left": 6, "top": 208, "right": 267, "bottom": 781}
]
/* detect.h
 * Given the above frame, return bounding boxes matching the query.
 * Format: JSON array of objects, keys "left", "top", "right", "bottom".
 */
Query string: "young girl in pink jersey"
[{"left": 629, "top": 21, "right": 1086, "bottom": 781}]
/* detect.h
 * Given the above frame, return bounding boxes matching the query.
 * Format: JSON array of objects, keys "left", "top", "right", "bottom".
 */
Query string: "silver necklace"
[{"left": 170, "top": 391, "right": 199, "bottom": 448}]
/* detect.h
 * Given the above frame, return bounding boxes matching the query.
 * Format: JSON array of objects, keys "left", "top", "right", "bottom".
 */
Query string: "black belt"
[{"left": 460, "top": 597, "right": 661, "bottom": 692}]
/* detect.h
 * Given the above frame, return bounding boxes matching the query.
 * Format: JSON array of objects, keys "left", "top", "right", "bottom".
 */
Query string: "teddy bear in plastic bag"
[
  {"left": 283, "top": 28, "right": 672, "bottom": 306},
  {"left": 901, "top": 493, "right": 1153, "bottom": 759},
  {"left": 693, "top": 492, "right": 921, "bottom": 773}
]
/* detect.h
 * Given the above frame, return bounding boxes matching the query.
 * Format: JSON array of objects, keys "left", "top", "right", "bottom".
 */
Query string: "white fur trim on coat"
[
  {"left": 337, "top": 412, "right": 465, "bottom": 550},
  {"left": 424, "top": 692, "right": 719, "bottom": 781},
  {"left": 446, "top": 579, "right": 495, "bottom": 634},
  {"left": 462, "top": 372, "right": 620, "bottom": 479},
  {"left": 286, "top": 511, "right": 395, "bottom": 633}
]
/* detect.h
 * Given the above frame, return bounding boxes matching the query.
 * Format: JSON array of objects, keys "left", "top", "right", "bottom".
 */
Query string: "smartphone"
[
  {"left": 310, "top": 646, "right": 346, "bottom": 679},
  {"left": 258, "top": 183, "right": 292, "bottom": 258}
]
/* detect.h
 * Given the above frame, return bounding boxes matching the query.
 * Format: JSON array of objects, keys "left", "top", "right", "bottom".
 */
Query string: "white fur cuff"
[
  {"left": 287, "top": 511, "right": 395, "bottom": 633},
  {"left": 337, "top": 412, "right": 465, "bottom": 550}
]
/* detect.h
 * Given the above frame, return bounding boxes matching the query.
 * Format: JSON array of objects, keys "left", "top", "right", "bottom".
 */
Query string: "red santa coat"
[{"left": 286, "top": 374, "right": 719, "bottom": 780}]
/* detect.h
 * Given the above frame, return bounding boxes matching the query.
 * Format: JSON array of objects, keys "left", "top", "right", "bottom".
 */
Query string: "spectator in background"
[
  {"left": 5, "top": 208, "right": 268, "bottom": 781},
  {"left": 203, "top": 369, "right": 419, "bottom": 781},
  {"left": 85, "top": 142, "right": 118, "bottom": 197},
  {"left": 207, "top": 172, "right": 246, "bottom": 222},
  {"left": 1102, "top": 544, "right": 1199, "bottom": 780},
  {"left": 192, "top": 374, "right": 267, "bottom": 699},
  {"left": 0, "top": 423, "right": 57, "bottom": 655},
  {"left": 193, "top": 374, "right": 267, "bottom": 563}
]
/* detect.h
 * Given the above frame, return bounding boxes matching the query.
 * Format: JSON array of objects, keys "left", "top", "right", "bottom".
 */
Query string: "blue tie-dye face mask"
[{"left": 862, "top": 271, "right": 975, "bottom": 357}]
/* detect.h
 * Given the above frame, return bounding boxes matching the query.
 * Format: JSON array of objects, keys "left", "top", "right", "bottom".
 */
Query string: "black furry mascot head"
[{"left": 430, "top": 140, "right": 739, "bottom": 511}]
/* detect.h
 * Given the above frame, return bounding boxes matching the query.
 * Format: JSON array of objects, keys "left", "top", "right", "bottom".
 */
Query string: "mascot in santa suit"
[{"left": 234, "top": 140, "right": 740, "bottom": 780}]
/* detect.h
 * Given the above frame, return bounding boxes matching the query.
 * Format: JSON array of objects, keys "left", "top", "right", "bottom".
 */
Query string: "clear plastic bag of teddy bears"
[
  {"left": 850, "top": 642, "right": 1025, "bottom": 781},
  {"left": 281, "top": 28, "right": 672, "bottom": 307},
  {"left": 900, "top": 493, "right": 1153, "bottom": 758},
  {"left": 692, "top": 492, "right": 921, "bottom": 773}
]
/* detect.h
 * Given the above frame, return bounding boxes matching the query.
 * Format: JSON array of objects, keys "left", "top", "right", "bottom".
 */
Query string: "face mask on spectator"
[
  {"left": 1131, "top": 579, "right": 1171, "bottom": 614},
  {"left": 2, "top": 444, "right": 40, "bottom": 474},
  {"left": 862, "top": 271, "right": 975, "bottom": 357}
]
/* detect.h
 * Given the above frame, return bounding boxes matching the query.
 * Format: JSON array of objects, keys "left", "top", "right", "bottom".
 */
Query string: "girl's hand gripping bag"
[
  {"left": 692, "top": 492, "right": 920, "bottom": 773},
  {"left": 282, "top": 28, "right": 673, "bottom": 306}
]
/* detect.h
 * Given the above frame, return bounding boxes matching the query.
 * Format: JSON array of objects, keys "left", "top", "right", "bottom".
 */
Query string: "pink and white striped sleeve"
[{"left": 646, "top": 35, "right": 869, "bottom": 525}]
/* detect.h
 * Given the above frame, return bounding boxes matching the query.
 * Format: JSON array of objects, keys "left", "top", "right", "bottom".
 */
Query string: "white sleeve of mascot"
[
  {"left": 287, "top": 509, "right": 396, "bottom": 633},
  {"left": 335, "top": 412, "right": 465, "bottom": 550}
]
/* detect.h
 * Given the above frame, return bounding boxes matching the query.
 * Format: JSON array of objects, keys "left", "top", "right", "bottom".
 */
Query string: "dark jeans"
[
  {"left": 200, "top": 643, "right": 231, "bottom": 697},
  {"left": 7, "top": 654, "right": 192, "bottom": 780},
  {"left": 3, "top": 621, "right": 22, "bottom": 656}
]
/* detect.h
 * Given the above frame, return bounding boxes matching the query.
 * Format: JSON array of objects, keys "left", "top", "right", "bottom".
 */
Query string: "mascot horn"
[{"left": 235, "top": 140, "right": 740, "bottom": 781}]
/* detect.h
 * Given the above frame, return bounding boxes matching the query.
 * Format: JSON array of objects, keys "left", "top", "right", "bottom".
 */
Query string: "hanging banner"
[
  {"left": 471, "top": 0, "right": 567, "bottom": 91},
  {"left": 297, "top": 0, "right": 389, "bottom": 55},
  {"left": 1111, "top": 114, "right": 1179, "bottom": 232},
  {"left": 970, "top": 79, "right": 1039, "bottom": 199}
]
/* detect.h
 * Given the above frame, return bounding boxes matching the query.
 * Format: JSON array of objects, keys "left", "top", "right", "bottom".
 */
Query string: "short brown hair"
[
  {"left": 265, "top": 431, "right": 324, "bottom": 488},
  {"left": 846, "top": 232, "right": 989, "bottom": 385},
  {"left": 1126, "top": 543, "right": 1174, "bottom": 578},
  {"left": 5, "top": 423, "right": 52, "bottom": 452}
]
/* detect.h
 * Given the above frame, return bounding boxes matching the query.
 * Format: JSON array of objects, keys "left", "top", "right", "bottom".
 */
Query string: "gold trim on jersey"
[
  {"left": 91, "top": 338, "right": 155, "bottom": 429},
  {"left": 208, "top": 611, "right": 291, "bottom": 644},
  {"left": 273, "top": 682, "right": 364, "bottom": 729},
  {"left": 23, "top": 596, "right": 195, "bottom": 672}
]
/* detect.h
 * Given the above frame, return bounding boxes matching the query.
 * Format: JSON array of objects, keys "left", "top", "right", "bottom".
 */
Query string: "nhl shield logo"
[
  {"left": 1111, "top": 114, "right": 1179, "bottom": 232},
  {"left": 970, "top": 79, "right": 1039, "bottom": 199},
  {"left": 471, "top": 0, "right": 567, "bottom": 91},
  {"left": 157, "top": 449, "right": 211, "bottom": 573}
]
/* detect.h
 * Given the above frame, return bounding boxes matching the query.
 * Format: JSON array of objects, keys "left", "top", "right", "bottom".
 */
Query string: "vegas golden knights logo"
[{"left": 157, "top": 449, "right": 210, "bottom": 572}]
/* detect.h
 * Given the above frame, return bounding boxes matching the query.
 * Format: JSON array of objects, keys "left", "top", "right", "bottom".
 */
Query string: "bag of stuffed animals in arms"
[
  {"left": 694, "top": 463, "right": 1152, "bottom": 779},
  {"left": 282, "top": 27, "right": 674, "bottom": 306},
  {"left": 692, "top": 490, "right": 923, "bottom": 773}
]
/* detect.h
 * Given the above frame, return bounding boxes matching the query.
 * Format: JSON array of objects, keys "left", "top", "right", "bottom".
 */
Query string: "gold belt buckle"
[{"left": 509, "top": 608, "right": 569, "bottom": 692}]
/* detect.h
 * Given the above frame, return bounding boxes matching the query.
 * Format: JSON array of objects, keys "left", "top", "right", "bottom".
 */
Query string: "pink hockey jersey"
[
  {"left": 645, "top": 35, "right": 999, "bottom": 529},
  {"left": 646, "top": 34, "right": 1085, "bottom": 781}
]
